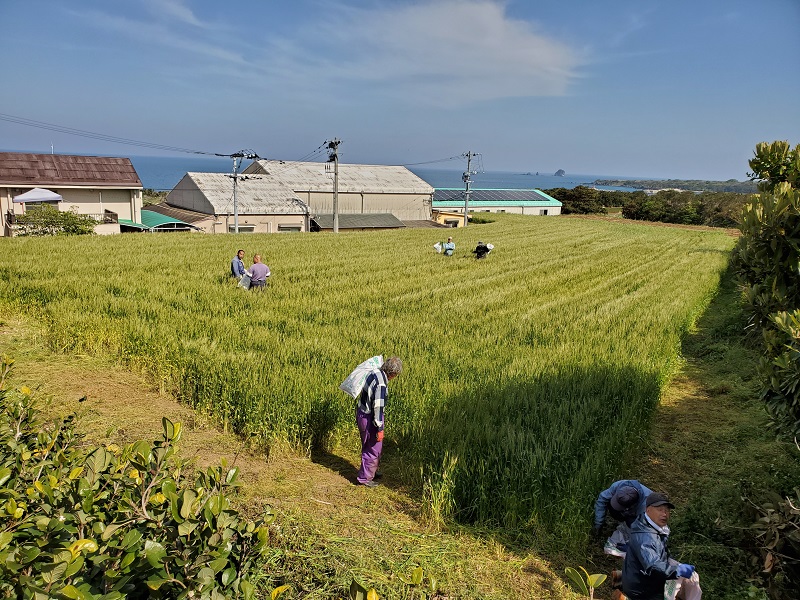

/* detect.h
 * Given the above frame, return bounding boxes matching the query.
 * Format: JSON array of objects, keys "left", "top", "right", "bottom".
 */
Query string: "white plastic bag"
[
  {"left": 339, "top": 355, "right": 383, "bottom": 398},
  {"left": 486, "top": 243, "right": 494, "bottom": 251},
  {"left": 433, "top": 242, "right": 442, "bottom": 253}
]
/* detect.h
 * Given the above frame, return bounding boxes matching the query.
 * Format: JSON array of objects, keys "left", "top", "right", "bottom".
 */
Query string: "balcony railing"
[{"left": 83, "top": 210, "right": 119, "bottom": 224}]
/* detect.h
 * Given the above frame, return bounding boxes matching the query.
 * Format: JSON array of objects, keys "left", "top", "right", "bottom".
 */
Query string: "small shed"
[{"left": 311, "top": 213, "right": 406, "bottom": 232}]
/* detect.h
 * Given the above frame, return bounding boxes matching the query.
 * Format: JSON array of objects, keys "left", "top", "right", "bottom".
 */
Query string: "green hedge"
[
  {"left": 735, "top": 140, "right": 800, "bottom": 439},
  {"left": 0, "top": 356, "right": 275, "bottom": 599}
]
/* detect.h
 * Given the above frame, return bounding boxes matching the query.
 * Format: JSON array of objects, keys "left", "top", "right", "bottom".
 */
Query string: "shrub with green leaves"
[
  {"left": 14, "top": 204, "right": 98, "bottom": 236},
  {"left": 0, "top": 356, "right": 273, "bottom": 599},
  {"left": 735, "top": 140, "right": 800, "bottom": 438}
]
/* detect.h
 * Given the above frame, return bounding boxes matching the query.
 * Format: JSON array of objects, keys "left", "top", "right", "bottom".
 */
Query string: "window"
[
  {"left": 228, "top": 225, "right": 255, "bottom": 233},
  {"left": 540, "top": 209, "right": 548, "bottom": 216},
  {"left": 444, "top": 219, "right": 460, "bottom": 227},
  {"left": 499, "top": 209, "right": 506, "bottom": 213},
  {"left": 278, "top": 225, "right": 302, "bottom": 233}
]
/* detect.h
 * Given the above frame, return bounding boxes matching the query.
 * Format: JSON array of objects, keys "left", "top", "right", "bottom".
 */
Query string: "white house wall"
[
  {"left": 216, "top": 213, "right": 307, "bottom": 234},
  {"left": 59, "top": 189, "right": 135, "bottom": 220}
]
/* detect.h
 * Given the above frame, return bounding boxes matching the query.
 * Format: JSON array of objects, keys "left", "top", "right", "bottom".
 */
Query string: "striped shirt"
[{"left": 357, "top": 370, "right": 387, "bottom": 431}]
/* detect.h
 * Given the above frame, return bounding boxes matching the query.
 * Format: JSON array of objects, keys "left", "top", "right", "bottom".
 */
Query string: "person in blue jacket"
[
  {"left": 231, "top": 249, "right": 247, "bottom": 279},
  {"left": 622, "top": 492, "right": 702, "bottom": 600},
  {"left": 594, "top": 479, "right": 652, "bottom": 557}
]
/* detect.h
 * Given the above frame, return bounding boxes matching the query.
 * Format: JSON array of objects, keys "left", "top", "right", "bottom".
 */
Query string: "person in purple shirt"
[
  {"left": 356, "top": 357, "right": 402, "bottom": 488},
  {"left": 249, "top": 254, "right": 270, "bottom": 289}
]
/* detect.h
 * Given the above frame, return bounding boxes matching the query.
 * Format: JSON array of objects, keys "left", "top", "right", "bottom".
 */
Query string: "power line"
[
  {"left": 402, "top": 155, "right": 464, "bottom": 167},
  {"left": 0, "top": 112, "right": 226, "bottom": 156}
]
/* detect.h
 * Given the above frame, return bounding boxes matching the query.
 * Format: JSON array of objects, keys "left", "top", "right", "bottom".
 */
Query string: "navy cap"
[{"left": 646, "top": 492, "right": 675, "bottom": 509}]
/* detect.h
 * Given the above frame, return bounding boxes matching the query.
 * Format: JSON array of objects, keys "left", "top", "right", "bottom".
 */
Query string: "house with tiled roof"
[{"left": 0, "top": 152, "right": 144, "bottom": 236}]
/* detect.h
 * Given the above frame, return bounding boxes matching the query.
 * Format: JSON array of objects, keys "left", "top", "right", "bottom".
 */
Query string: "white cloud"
[
  {"left": 255, "top": 0, "right": 582, "bottom": 105},
  {"left": 73, "top": 8, "right": 246, "bottom": 66},
  {"left": 142, "top": 0, "right": 209, "bottom": 28}
]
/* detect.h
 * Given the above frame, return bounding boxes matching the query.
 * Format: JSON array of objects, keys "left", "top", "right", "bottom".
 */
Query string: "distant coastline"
[{"left": 593, "top": 178, "right": 757, "bottom": 194}]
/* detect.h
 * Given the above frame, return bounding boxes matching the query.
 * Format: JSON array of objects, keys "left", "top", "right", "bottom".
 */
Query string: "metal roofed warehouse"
[
  {"left": 244, "top": 160, "right": 433, "bottom": 221},
  {"left": 432, "top": 188, "right": 562, "bottom": 219},
  {"left": 165, "top": 172, "right": 310, "bottom": 233}
]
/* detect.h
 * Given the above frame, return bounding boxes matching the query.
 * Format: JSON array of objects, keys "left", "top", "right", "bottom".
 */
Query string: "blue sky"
[{"left": 1, "top": 0, "right": 798, "bottom": 179}]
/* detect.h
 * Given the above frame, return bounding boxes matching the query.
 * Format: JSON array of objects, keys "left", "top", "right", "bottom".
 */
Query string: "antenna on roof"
[{"left": 225, "top": 149, "right": 260, "bottom": 234}]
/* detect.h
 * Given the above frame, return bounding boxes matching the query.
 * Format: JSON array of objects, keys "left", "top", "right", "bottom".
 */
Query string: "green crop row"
[{"left": 0, "top": 215, "right": 734, "bottom": 540}]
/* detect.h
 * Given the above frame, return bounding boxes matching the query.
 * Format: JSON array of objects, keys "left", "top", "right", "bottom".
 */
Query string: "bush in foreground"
[{"left": 0, "top": 356, "right": 273, "bottom": 599}]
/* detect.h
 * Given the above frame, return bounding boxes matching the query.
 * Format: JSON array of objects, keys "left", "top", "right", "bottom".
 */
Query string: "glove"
[
  {"left": 376, "top": 430, "right": 384, "bottom": 442},
  {"left": 677, "top": 564, "right": 695, "bottom": 578}
]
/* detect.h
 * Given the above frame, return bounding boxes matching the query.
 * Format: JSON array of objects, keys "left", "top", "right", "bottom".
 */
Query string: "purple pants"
[{"left": 356, "top": 409, "right": 383, "bottom": 484}]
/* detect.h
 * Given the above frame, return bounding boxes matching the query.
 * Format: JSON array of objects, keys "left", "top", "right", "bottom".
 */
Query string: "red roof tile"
[{"left": 0, "top": 152, "right": 142, "bottom": 187}]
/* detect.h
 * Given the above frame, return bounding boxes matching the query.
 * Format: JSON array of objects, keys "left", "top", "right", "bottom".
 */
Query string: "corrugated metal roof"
[
  {"left": 312, "top": 213, "right": 405, "bottom": 229},
  {"left": 433, "top": 188, "right": 562, "bottom": 205},
  {"left": 145, "top": 202, "right": 211, "bottom": 224},
  {"left": 248, "top": 160, "right": 434, "bottom": 194},
  {"left": 402, "top": 220, "right": 450, "bottom": 228},
  {"left": 118, "top": 219, "right": 148, "bottom": 230},
  {"left": 176, "top": 172, "right": 309, "bottom": 215},
  {"left": 140, "top": 210, "right": 195, "bottom": 229},
  {"left": 0, "top": 152, "right": 142, "bottom": 187}
]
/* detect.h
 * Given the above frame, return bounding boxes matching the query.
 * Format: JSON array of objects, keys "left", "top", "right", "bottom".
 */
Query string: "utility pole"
[
  {"left": 462, "top": 151, "right": 478, "bottom": 227},
  {"left": 227, "top": 149, "right": 259, "bottom": 233},
  {"left": 326, "top": 139, "right": 342, "bottom": 233}
]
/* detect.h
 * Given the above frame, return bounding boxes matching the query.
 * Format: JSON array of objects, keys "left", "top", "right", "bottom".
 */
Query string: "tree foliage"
[
  {"left": 593, "top": 178, "right": 758, "bottom": 194},
  {"left": 0, "top": 356, "right": 274, "bottom": 599},
  {"left": 15, "top": 205, "right": 97, "bottom": 236},
  {"left": 735, "top": 140, "right": 800, "bottom": 438},
  {"left": 622, "top": 190, "right": 747, "bottom": 227},
  {"left": 544, "top": 186, "right": 607, "bottom": 214}
]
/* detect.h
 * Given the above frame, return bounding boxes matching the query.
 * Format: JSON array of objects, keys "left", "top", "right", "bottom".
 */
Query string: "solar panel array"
[{"left": 433, "top": 188, "right": 549, "bottom": 202}]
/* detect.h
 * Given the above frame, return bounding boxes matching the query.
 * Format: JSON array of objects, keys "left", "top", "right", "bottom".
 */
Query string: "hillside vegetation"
[{"left": 0, "top": 216, "right": 734, "bottom": 544}]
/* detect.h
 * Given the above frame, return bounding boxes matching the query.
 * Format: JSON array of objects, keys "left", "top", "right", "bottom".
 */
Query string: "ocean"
[{"left": 129, "top": 155, "right": 640, "bottom": 192}]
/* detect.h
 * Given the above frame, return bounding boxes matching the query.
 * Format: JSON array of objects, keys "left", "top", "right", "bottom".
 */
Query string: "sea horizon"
[
  {"left": 124, "top": 155, "right": 650, "bottom": 193},
  {"left": 1, "top": 149, "right": 696, "bottom": 192}
]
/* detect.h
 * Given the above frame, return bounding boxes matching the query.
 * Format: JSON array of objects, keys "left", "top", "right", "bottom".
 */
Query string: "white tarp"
[{"left": 13, "top": 188, "right": 63, "bottom": 203}]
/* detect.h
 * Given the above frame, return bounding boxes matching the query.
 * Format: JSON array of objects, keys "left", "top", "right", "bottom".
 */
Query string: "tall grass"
[{"left": 0, "top": 215, "right": 734, "bottom": 540}]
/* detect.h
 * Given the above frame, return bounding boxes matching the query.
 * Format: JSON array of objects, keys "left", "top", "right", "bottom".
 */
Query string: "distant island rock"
[{"left": 554, "top": 169, "right": 566, "bottom": 177}]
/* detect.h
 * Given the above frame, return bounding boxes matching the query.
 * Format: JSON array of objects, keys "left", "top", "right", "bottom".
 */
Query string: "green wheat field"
[{"left": 0, "top": 215, "right": 735, "bottom": 539}]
